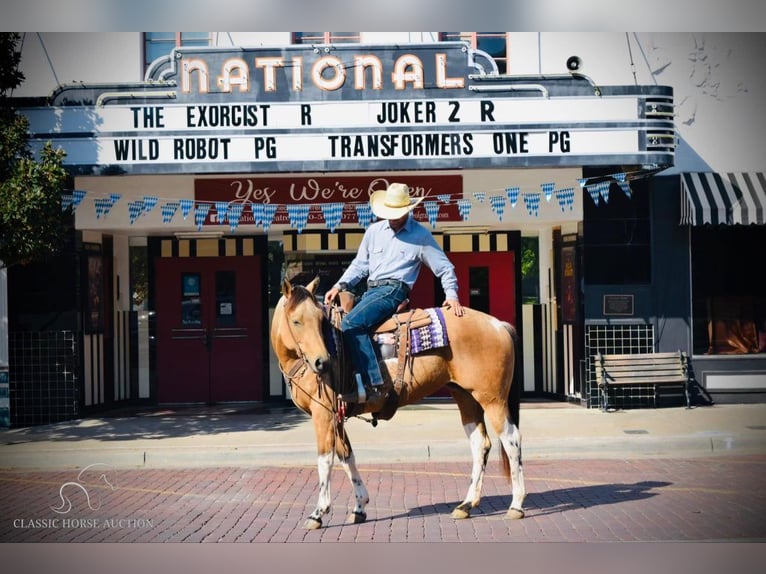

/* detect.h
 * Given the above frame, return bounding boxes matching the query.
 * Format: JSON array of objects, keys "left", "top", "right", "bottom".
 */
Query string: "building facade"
[{"left": 3, "top": 32, "right": 764, "bottom": 426}]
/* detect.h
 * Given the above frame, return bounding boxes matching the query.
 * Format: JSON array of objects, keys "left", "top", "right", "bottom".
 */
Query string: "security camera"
[{"left": 566, "top": 56, "right": 582, "bottom": 72}]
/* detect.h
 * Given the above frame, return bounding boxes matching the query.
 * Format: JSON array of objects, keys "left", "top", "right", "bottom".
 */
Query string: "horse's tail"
[{"left": 500, "top": 321, "right": 520, "bottom": 481}]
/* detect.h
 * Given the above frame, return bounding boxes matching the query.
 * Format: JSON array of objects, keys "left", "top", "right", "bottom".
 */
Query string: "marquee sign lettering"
[{"left": 20, "top": 42, "right": 675, "bottom": 175}]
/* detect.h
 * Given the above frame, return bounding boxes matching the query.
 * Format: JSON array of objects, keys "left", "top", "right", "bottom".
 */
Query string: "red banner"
[{"left": 194, "top": 174, "right": 463, "bottom": 226}]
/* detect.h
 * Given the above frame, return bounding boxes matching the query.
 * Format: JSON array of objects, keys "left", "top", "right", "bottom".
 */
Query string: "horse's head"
[{"left": 273, "top": 276, "right": 332, "bottom": 374}]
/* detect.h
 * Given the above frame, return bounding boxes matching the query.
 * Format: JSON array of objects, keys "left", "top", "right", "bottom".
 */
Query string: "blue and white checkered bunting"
[
  {"left": 473, "top": 191, "right": 486, "bottom": 203},
  {"left": 556, "top": 188, "right": 575, "bottom": 212},
  {"left": 142, "top": 195, "right": 158, "bottom": 214},
  {"left": 179, "top": 199, "right": 194, "bottom": 220},
  {"left": 577, "top": 178, "right": 589, "bottom": 188},
  {"left": 72, "top": 190, "right": 86, "bottom": 209},
  {"left": 457, "top": 199, "right": 472, "bottom": 221},
  {"left": 489, "top": 195, "right": 506, "bottom": 221},
  {"left": 128, "top": 200, "right": 143, "bottom": 224},
  {"left": 228, "top": 203, "right": 244, "bottom": 232},
  {"left": 161, "top": 202, "right": 179, "bottom": 224},
  {"left": 321, "top": 202, "right": 344, "bottom": 233},
  {"left": 194, "top": 203, "right": 211, "bottom": 231},
  {"left": 617, "top": 180, "right": 632, "bottom": 198},
  {"left": 598, "top": 181, "right": 610, "bottom": 204},
  {"left": 586, "top": 183, "right": 600, "bottom": 205},
  {"left": 61, "top": 194, "right": 74, "bottom": 212},
  {"left": 505, "top": 187, "right": 520, "bottom": 207},
  {"left": 251, "top": 203, "right": 264, "bottom": 227},
  {"left": 261, "top": 204, "right": 277, "bottom": 231},
  {"left": 423, "top": 201, "right": 440, "bottom": 227},
  {"left": 523, "top": 193, "right": 541, "bottom": 217},
  {"left": 109, "top": 193, "right": 122, "bottom": 206},
  {"left": 215, "top": 201, "right": 229, "bottom": 224},
  {"left": 287, "top": 204, "right": 310, "bottom": 233},
  {"left": 437, "top": 194, "right": 451, "bottom": 204},
  {"left": 541, "top": 182, "right": 555, "bottom": 202},
  {"left": 94, "top": 198, "right": 111, "bottom": 219},
  {"left": 355, "top": 203, "right": 373, "bottom": 229}
]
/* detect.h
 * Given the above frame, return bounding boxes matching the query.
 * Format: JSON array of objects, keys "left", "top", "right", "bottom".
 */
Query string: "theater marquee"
[{"left": 22, "top": 42, "right": 674, "bottom": 174}]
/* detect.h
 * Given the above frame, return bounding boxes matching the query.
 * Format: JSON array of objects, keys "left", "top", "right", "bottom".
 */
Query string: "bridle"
[{"left": 277, "top": 296, "right": 337, "bottom": 416}]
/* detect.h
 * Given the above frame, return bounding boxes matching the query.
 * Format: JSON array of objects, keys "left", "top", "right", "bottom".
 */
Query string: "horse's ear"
[
  {"left": 306, "top": 276, "right": 321, "bottom": 294},
  {"left": 281, "top": 277, "right": 293, "bottom": 298}
]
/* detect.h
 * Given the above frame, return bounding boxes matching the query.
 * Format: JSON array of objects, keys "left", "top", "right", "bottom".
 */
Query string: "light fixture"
[
  {"left": 566, "top": 56, "right": 582, "bottom": 72},
  {"left": 174, "top": 231, "right": 224, "bottom": 239},
  {"left": 442, "top": 226, "right": 489, "bottom": 235}
]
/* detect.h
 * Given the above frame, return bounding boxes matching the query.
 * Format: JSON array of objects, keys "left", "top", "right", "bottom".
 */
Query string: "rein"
[{"left": 277, "top": 298, "right": 340, "bottom": 418}]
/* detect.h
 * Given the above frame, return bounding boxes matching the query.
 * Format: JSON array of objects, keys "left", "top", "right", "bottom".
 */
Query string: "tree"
[{"left": 0, "top": 32, "right": 69, "bottom": 270}]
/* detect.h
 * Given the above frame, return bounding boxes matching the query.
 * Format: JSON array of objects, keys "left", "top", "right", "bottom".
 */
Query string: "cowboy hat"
[{"left": 369, "top": 182, "right": 424, "bottom": 220}]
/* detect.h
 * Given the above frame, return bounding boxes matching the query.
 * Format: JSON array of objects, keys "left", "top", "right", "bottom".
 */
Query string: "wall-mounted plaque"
[{"left": 603, "top": 294, "right": 634, "bottom": 316}]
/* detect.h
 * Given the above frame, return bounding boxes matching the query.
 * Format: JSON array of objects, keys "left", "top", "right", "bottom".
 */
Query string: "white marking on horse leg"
[
  {"left": 308, "top": 452, "right": 334, "bottom": 521},
  {"left": 340, "top": 453, "right": 369, "bottom": 515},
  {"left": 460, "top": 422, "right": 490, "bottom": 509},
  {"left": 498, "top": 419, "right": 526, "bottom": 513}
]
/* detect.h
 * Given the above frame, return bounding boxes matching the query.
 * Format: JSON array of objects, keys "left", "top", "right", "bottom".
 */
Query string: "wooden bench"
[{"left": 595, "top": 351, "right": 692, "bottom": 412}]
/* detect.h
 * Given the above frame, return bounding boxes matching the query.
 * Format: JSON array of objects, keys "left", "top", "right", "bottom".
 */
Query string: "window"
[
  {"left": 691, "top": 226, "right": 766, "bottom": 355},
  {"left": 583, "top": 183, "right": 651, "bottom": 285},
  {"left": 143, "top": 33, "right": 210, "bottom": 74},
  {"left": 440, "top": 32, "right": 509, "bottom": 74},
  {"left": 293, "top": 32, "right": 360, "bottom": 44}
]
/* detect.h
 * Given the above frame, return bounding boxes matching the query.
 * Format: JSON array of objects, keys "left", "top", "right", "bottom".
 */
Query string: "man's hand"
[
  {"left": 324, "top": 286, "right": 340, "bottom": 306},
  {"left": 444, "top": 299, "right": 465, "bottom": 317}
]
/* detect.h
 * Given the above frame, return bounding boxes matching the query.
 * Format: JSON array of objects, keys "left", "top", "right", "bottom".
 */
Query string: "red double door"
[{"left": 155, "top": 256, "right": 263, "bottom": 404}]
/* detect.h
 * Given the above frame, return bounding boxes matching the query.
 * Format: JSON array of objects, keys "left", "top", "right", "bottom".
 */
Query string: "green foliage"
[{"left": 0, "top": 32, "right": 69, "bottom": 269}]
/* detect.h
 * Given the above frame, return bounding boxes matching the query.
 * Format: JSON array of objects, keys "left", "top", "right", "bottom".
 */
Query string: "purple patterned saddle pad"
[{"left": 409, "top": 307, "right": 450, "bottom": 354}]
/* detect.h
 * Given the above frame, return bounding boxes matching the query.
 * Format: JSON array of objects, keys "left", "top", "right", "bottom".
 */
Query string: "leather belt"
[{"left": 367, "top": 279, "right": 409, "bottom": 293}]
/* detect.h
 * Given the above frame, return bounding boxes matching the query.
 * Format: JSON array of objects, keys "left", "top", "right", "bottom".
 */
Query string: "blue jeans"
[{"left": 341, "top": 282, "right": 409, "bottom": 387}]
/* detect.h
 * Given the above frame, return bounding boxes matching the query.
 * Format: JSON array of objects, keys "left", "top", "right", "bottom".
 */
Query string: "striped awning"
[{"left": 680, "top": 172, "right": 766, "bottom": 225}]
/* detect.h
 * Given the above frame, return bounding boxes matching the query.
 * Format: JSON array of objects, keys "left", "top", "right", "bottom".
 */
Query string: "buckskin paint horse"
[{"left": 271, "top": 277, "right": 525, "bottom": 529}]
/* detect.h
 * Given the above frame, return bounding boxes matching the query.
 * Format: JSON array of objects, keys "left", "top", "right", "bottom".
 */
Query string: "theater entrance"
[{"left": 154, "top": 255, "right": 264, "bottom": 404}]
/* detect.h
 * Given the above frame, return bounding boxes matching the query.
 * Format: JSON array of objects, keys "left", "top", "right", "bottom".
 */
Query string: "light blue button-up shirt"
[{"left": 336, "top": 215, "right": 459, "bottom": 301}]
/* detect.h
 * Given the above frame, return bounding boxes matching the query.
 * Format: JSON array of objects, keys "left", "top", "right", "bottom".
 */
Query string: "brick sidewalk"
[{"left": 1, "top": 455, "right": 764, "bottom": 542}]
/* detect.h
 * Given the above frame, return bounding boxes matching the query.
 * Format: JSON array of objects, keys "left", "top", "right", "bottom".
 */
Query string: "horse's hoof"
[
  {"left": 347, "top": 511, "right": 367, "bottom": 524},
  {"left": 505, "top": 508, "right": 525, "bottom": 520},
  {"left": 451, "top": 507, "right": 470, "bottom": 520},
  {"left": 303, "top": 517, "right": 322, "bottom": 530}
]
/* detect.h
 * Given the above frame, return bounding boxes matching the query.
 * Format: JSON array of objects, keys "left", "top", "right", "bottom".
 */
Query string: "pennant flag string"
[
  {"left": 228, "top": 203, "right": 244, "bottom": 232},
  {"left": 506, "top": 186, "right": 520, "bottom": 207},
  {"left": 321, "top": 202, "right": 344, "bottom": 233},
  {"left": 541, "top": 182, "right": 555, "bottom": 203},
  {"left": 261, "top": 204, "right": 277, "bottom": 231},
  {"left": 523, "top": 193, "right": 541, "bottom": 217},
  {"left": 61, "top": 194, "right": 74, "bottom": 212},
  {"left": 355, "top": 204, "right": 373, "bottom": 229},
  {"left": 215, "top": 201, "right": 229, "bottom": 224},
  {"left": 457, "top": 198, "right": 472, "bottom": 221},
  {"left": 179, "top": 199, "right": 194, "bottom": 220},
  {"left": 63, "top": 170, "right": 652, "bottom": 230},
  {"left": 142, "top": 195, "right": 158, "bottom": 213},
  {"left": 423, "top": 200, "right": 440, "bottom": 227},
  {"left": 194, "top": 203, "right": 211, "bottom": 231},
  {"left": 598, "top": 181, "right": 610, "bottom": 204},
  {"left": 489, "top": 195, "right": 506, "bottom": 221},
  {"left": 161, "top": 202, "right": 179, "bottom": 224},
  {"left": 72, "top": 190, "right": 86, "bottom": 209},
  {"left": 128, "top": 200, "right": 143, "bottom": 224}
]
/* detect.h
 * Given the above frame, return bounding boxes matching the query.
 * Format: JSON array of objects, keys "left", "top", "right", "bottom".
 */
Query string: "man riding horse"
[{"left": 323, "top": 182, "right": 465, "bottom": 403}]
